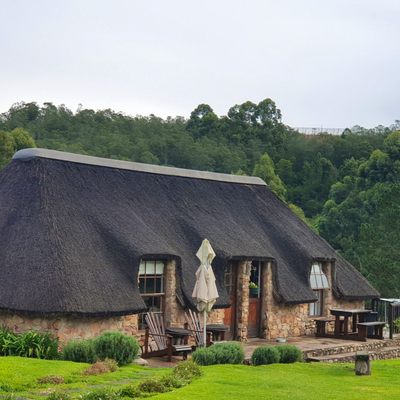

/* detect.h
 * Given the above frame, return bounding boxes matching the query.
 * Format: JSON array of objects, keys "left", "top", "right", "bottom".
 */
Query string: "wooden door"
[
  {"left": 248, "top": 298, "right": 260, "bottom": 337},
  {"left": 223, "top": 262, "right": 237, "bottom": 340},
  {"left": 248, "top": 261, "right": 262, "bottom": 338}
]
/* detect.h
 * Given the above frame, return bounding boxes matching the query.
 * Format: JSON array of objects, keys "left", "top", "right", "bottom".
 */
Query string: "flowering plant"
[{"left": 249, "top": 281, "right": 258, "bottom": 288}]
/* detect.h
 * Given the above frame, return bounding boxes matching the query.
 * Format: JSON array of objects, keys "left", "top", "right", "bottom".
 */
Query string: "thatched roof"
[{"left": 0, "top": 149, "right": 379, "bottom": 317}]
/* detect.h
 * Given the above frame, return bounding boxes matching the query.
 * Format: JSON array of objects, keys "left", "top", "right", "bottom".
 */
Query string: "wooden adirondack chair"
[
  {"left": 184, "top": 309, "right": 212, "bottom": 348},
  {"left": 142, "top": 312, "right": 192, "bottom": 362}
]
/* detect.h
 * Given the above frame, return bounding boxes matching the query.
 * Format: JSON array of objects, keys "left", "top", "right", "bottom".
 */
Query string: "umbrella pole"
[{"left": 203, "top": 310, "right": 207, "bottom": 347}]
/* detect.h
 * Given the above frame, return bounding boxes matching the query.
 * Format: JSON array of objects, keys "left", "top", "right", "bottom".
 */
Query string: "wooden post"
[
  {"left": 355, "top": 351, "right": 371, "bottom": 376},
  {"left": 389, "top": 303, "right": 394, "bottom": 340}
]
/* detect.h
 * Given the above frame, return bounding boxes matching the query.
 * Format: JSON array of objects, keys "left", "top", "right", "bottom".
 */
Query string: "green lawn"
[
  {"left": 0, "top": 357, "right": 167, "bottom": 398},
  {"left": 153, "top": 360, "right": 400, "bottom": 400},
  {"left": 2, "top": 357, "right": 400, "bottom": 400}
]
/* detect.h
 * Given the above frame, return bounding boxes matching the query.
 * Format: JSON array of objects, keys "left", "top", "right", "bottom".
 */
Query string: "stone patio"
[{"left": 141, "top": 334, "right": 400, "bottom": 367}]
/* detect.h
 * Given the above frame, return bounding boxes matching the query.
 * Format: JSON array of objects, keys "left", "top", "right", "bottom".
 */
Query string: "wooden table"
[
  {"left": 330, "top": 309, "right": 372, "bottom": 340},
  {"left": 165, "top": 327, "right": 191, "bottom": 345},
  {"left": 206, "top": 324, "right": 230, "bottom": 345}
]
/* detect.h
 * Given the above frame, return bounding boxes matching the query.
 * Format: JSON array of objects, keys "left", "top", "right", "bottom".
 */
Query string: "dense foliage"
[
  {"left": 62, "top": 339, "right": 97, "bottom": 364},
  {"left": 192, "top": 342, "right": 245, "bottom": 365},
  {"left": 1, "top": 100, "right": 400, "bottom": 297},
  {"left": 251, "top": 346, "right": 280, "bottom": 366},
  {"left": 0, "top": 326, "right": 59, "bottom": 359},
  {"left": 275, "top": 344, "right": 303, "bottom": 363},
  {"left": 93, "top": 331, "right": 139, "bottom": 366}
]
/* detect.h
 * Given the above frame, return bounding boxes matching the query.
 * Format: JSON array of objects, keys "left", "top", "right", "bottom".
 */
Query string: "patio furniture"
[
  {"left": 356, "top": 321, "right": 386, "bottom": 340},
  {"left": 165, "top": 327, "right": 191, "bottom": 345},
  {"left": 206, "top": 324, "right": 230, "bottom": 343},
  {"left": 314, "top": 318, "right": 335, "bottom": 336},
  {"left": 330, "top": 309, "right": 372, "bottom": 341},
  {"left": 142, "top": 312, "right": 192, "bottom": 362},
  {"left": 184, "top": 310, "right": 212, "bottom": 348}
]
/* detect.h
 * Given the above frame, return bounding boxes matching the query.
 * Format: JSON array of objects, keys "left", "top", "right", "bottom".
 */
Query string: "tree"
[
  {"left": 0, "top": 128, "right": 36, "bottom": 169},
  {"left": 252, "top": 153, "right": 286, "bottom": 201},
  {"left": 356, "top": 183, "right": 400, "bottom": 296},
  {"left": 186, "top": 104, "right": 219, "bottom": 140}
]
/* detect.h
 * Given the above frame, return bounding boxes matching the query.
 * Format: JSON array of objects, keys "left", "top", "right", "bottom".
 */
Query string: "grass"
[
  {"left": 0, "top": 356, "right": 167, "bottom": 399},
  {"left": 152, "top": 360, "right": 400, "bottom": 400},
  {"left": 3, "top": 357, "right": 400, "bottom": 399}
]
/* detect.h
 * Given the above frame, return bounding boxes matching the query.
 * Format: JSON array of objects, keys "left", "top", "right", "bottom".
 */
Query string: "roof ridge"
[{"left": 13, "top": 148, "right": 267, "bottom": 186}]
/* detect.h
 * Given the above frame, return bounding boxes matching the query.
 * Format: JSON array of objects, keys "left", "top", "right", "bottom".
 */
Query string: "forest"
[{"left": 1, "top": 100, "right": 400, "bottom": 298}]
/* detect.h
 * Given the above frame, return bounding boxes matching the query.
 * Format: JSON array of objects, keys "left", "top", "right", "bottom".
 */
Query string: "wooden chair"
[
  {"left": 142, "top": 312, "right": 192, "bottom": 362},
  {"left": 184, "top": 309, "right": 212, "bottom": 348}
]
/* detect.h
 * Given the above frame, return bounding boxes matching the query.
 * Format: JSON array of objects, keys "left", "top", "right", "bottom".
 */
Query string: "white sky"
[{"left": 1, "top": 0, "right": 399, "bottom": 129}]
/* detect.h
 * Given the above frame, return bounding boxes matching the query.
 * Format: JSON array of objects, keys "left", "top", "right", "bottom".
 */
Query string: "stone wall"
[
  {"left": 261, "top": 261, "right": 365, "bottom": 339},
  {"left": 0, "top": 312, "right": 138, "bottom": 343},
  {"left": 236, "top": 261, "right": 250, "bottom": 341}
]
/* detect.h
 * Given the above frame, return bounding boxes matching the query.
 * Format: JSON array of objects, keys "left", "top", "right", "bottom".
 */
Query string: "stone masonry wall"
[
  {"left": 236, "top": 261, "right": 250, "bottom": 341},
  {"left": 261, "top": 261, "right": 365, "bottom": 339},
  {"left": 0, "top": 312, "right": 138, "bottom": 343}
]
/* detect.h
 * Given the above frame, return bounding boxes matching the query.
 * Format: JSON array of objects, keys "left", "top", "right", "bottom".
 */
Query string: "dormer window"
[
  {"left": 309, "top": 263, "right": 329, "bottom": 317},
  {"left": 310, "top": 264, "right": 329, "bottom": 290}
]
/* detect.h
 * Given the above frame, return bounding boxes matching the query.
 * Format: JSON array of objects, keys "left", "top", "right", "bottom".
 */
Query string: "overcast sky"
[{"left": 1, "top": 0, "right": 399, "bottom": 129}]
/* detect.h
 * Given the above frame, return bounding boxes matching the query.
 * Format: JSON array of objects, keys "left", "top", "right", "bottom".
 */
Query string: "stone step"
[{"left": 306, "top": 346, "right": 400, "bottom": 363}]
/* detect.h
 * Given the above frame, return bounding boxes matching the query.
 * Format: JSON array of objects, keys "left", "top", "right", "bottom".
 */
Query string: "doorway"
[{"left": 248, "top": 261, "right": 262, "bottom": 337}]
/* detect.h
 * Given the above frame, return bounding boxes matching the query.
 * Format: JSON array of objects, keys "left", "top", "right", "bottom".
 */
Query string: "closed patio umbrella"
[{"left": 192, "top": 239, "right": 219, "bottom": 346}]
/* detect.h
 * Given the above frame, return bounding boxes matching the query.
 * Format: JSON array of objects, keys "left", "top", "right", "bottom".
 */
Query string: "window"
[
  {"left": 138, "top": 260, "right": 165, "bottom": 330},
  {"left": 309, "top": 263, "right": 329, "bottom": 317},
  {"left": 224, "top": 263, "right": 235, "bottom": 296},
  {"left": 309, "top": 264, "right": 329, "bottom": 289},
  {"left": 309, "top": 290, "right": 323, "bottom": 316}
]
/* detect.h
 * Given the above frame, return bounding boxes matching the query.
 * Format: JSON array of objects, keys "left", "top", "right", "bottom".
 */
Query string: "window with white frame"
[
  {"left": 138, "top": 260, "right": 165, "bottom": 330},
  {"left": 309, "top": 263, "right": 329, "bottom": 317}
]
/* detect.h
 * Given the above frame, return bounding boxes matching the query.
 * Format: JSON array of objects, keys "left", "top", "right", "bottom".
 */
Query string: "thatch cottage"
[{"left": 0, "top": 149, "right": 379, "bottom": 342}]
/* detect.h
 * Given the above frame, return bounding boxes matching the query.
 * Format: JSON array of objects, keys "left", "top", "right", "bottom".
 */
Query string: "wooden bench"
[
  {"left": 314, "top": 318, "right": 335, "bottom": 336},
  {"left": 357, "top": 322, "right": 386, "bottom": 340}
]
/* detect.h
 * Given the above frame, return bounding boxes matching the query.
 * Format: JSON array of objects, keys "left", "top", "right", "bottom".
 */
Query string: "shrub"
[
  {"left": 210, "top": 342, "right": 245, "bottom": 365},
  {"left": 251, "top": 346, "right": 280, "bottom": 366},
  {"left": 0, "top": 325, "right": 13, "bottom": 356},
  {"left": 192, "top": 347, "right": 215, "bottom": 366},
  {"left": 82, "top": 361, "right": 109, "bottom": 376},
  {"left": 119, "top": 385, "right": 141, "bottom": 398},
  {"left": 62, "top": 339, "right": 97, "bottom": 364},
  {"left": 275, "top": 345, "right": 303, "bottom": 363},
  {"left": 16, "top": 330, "right": 60, "bottom": 359},
  {"left": 172, "top": 360, "right": 202, "bottom": 383},
  {"left": 46, "top": 392, "right": 72, "bottom": 400},
  {"left": 138, "top": 378, "right": 168, "bottom": 394},
  {"left": 160, "top": 375, "right": 184, "bottom": 389},
  {"left": 394, "top": 317, "right": 400, "bottom": 332},
  {"left": 81, "top": 388, "right": 120, "bottom": 400},
  {"left": 38, "top": 375, "right": 65, "bottom": 384},
  {"left": 192, "top": 342, "right": 244, "bottom": 366},
  {"left": 82, "top": 359, "right": 118, "bottom": 375},
  {"left": 103, "top": 358, "right": 119, "bottom": 372},
  {"left": 0, "top": 327, "right": 59, "bottom": 359},
  {"left": 93, "top": 331, "right": 139, "bottom": 366}
]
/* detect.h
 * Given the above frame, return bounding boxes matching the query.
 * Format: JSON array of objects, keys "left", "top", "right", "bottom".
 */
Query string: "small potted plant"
[{"left": 249, "top": 281, "right": 259, "bottom": 297}]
